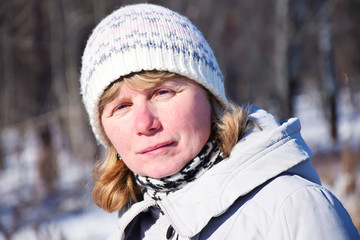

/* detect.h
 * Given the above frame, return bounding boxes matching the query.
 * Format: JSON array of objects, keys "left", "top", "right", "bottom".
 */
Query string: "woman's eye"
[
  {"left": 117, "top": 104, "right": 128, "bottom": 110},
  {"left": 158, "top": 90, "right": 171, "bottom": 95},
  {"left": 113, "top": 103, "right": 131, "bottom": 115},
  {"left": 153, "top": 89, "right": 175, "bottom": 100}
]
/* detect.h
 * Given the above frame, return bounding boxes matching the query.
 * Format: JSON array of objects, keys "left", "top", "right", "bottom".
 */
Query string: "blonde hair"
[{"left": 93, "top": 71, "right": 254, "bottom": 212}]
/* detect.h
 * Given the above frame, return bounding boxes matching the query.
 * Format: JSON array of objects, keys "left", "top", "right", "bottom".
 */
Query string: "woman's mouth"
[{"left": 138, "top": 141, "right": 176, "bottom": 155}]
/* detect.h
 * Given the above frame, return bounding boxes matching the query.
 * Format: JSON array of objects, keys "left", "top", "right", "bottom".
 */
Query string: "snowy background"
[{"left": 1, "top": 0, "right": 360, "bottom": 239}]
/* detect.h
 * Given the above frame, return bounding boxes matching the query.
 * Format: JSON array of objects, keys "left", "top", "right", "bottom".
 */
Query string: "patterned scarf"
[{"left": 134, "top": 138, "right": 223, "bottom": 200}]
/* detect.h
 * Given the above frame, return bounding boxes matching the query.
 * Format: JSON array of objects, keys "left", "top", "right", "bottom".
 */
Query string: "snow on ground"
[
  {"left": 56, "top": 208, "right": 117, "bottom": 240},
  {"left": 0, "top": 126, "right": 118, "bottom": 239},
  {"left": 294, "top": 88, "right": 360, "bottom": 152},
  {"left": 3, "top": 207, "right": 117, "bottom": 240}
]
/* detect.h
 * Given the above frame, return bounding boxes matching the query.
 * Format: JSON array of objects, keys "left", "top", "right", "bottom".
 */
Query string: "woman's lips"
[{"left": 138, "top": 141, "right": 175, "bottom": 154}]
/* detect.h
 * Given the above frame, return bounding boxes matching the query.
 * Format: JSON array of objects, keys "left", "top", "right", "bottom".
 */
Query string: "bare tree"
[
  {"left": 316, "top": 0, "right": 338, "bottom": 142},
  {"left": 287, "top": 0, "right": 309, "bottom": 117},
  {"left": 273, "top": 0, "right": 290, "bottom": 119}
]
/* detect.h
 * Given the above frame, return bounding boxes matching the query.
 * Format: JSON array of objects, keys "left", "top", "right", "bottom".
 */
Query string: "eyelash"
[
  {"left": 113, "top": 103, "right": 131, "bottom": 113},
  {"left": 117, "top": 104, "right": 130, "bottom": 110},
  {"left": 155, "top": 89, "right": 172, "bottom": 96}
]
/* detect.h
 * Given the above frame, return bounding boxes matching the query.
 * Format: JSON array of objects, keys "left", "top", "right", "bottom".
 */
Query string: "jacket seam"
[
  {"left": 230, "top": 211, "right": 264, "bottom": 240},
  {"left": 254, "top": 176, "right": 318, "bottom": 239},
  {"left": 267, "top": 182, "right": 322, "bottom": 240},
  {"left": 254, "top": 176, "right": 317, "bottom": 218},
  {"left": 281, "top": 207, "right": 292, "bottom": 240},
  {"left": 277, "top": 179, "right": 320, "bottom": 207}
]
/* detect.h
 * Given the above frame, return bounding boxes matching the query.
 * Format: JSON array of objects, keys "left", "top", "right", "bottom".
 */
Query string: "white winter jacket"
[{"left": 108, "top": 107, "right": 359, "bottom": 240}]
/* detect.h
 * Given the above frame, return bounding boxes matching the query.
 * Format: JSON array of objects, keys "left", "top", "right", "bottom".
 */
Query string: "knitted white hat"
[{"left": 80, "top": 3, "right": 227, "bottom": 146}]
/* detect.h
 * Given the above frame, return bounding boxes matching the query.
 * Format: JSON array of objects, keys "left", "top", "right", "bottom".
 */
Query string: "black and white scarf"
[{"left": 134, "top": 138, "right": 223, "bottom": 200}]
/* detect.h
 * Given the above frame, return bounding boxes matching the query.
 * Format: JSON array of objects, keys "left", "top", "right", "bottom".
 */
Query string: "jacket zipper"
[
  {"left": 119, "top": 201, "right": 157, "bottom": 239},
  {"left": 157, "top": 201, "right": 192, "bottom": 239}
]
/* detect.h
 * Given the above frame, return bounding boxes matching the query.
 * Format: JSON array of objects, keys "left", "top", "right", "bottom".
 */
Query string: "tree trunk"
[
  {"left": 1, "top": 1, "right": 16, "bottom": 126},
  {"left": 273, "top": 0, "right": 290, "bottom": 119},
  {"left": 62, "top": 0, "right": 88, "bottom": 159},
  {"left": 287, "top": 0, "right": 308, "bottom": 118},
  {"left": 317, "top": 0, "right": 338, "bottom": 142}
]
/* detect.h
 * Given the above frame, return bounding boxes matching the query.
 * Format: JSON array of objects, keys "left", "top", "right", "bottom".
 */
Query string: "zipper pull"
[
  {"left": 166, "top": 225, "right": 175, "bottom": 239},
  {"left": 155, "top": 202, "right": 165, "bottom": 215}
]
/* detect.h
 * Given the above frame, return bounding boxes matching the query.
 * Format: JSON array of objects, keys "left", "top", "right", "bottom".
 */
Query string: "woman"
[{"left": 80, "top": 3, "right": 359, "bottom": 239}]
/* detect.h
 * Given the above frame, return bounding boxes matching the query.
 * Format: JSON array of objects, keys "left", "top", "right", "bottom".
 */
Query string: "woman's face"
[{"left": 101, "top": 77, "right": 212, "bottom": 178}]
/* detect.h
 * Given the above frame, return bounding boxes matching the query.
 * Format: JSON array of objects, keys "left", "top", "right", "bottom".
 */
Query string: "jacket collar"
[{"left": 118, "top": 107, "right": 314, "bottom": 238}]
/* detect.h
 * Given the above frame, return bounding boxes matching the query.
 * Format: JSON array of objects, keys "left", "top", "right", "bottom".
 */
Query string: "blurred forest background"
[{"left": 0, "top": 0, "right": 359, "bottom": 239}]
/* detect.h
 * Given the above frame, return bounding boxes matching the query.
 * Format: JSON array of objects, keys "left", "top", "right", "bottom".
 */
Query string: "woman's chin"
[{"left": 142, "top": 166, "right": 183, "bottom": 179}]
